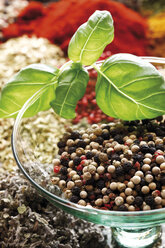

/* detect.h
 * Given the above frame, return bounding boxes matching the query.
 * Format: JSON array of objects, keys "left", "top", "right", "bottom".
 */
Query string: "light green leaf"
[
  {"left": 68, "top": 10, "right": 114, "bottom": 66},
  {"left": 0, "top": 64, "right": 59, "bottom": 118},
  {"left": 95, "top": 53, "right": 165, "bottom": 120},
  {"left": 50, "top": 62, "right": 89, "bottom": 119}
]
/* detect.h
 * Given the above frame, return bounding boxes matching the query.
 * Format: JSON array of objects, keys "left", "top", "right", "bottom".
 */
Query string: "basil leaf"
[
  {"left": 96, "top": 54, "right": 165, "bottom": 120},
  {"left": 0, "top": 64, "right": 59, "bottom": 118},
  {"left": 68, "top": 10, "right": 114, "bottom": 66},
  {"left": 50, "top": 62, "right": 89, "bottom": 119}
]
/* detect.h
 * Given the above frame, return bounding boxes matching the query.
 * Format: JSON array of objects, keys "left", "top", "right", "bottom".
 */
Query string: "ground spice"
[
  {"left": 2, "top": 0, "right": 148, "bottom": 56},
  {"left": 147, "top": 11, "right": 165, "bottom": 57}
]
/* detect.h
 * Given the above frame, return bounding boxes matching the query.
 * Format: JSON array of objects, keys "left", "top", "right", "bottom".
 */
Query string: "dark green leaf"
[
  {"left": 96, "top": 54, "right": 165, "bottom": 120},
  {"left": 68, "top": 10, "right": 114, "bottom": 66},
  {"left": 50, "top": 62, "right": 89, "bottom": 119},
  {"left": 0, "top": 64, "right": 59, "bottom": 118}
]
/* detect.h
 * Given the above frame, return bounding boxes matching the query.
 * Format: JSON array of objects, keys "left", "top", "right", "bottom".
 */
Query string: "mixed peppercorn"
[
  {"left": 51, "top": 117, "right": 165, "bottom": 211},
  {"left": 73, "top": 51, "right": 114, "bottom": 124}
]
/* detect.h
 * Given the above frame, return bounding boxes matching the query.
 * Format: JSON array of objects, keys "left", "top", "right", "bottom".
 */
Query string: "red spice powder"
[{"left": 2, "top": 0, "right": 148, "bottom": 55}]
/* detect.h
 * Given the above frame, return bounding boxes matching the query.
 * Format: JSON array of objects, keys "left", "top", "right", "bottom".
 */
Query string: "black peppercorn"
[
  {"left": 140, "top": 178, "right": 146, "bottom": 187},
  {"left": 60, "top": 175, "right": 67, "bottom": 181},
  {"left": 147, "top": 134, "right": 153, "bottom": 141},
  {"left": 96, "top": 180, "right": 105, "bottom": 189},
  {"left": 94, "top": 155, "right": 100, "bottom": 165},
  {"left": 140, "top": 145, "right": 149, "bottom": 154},
  {"left": 86, "top": 178, "right": 95, "bottom": 185},
  {"left": 70, "top": 195, "right": 79, "bottom": 203},
  {"left": 145, "top": 195, "right": 155, "bottom": 207},
  {"left": 73, "top": 156, "right": 81, "bottom": 166},
  {"left": 118, "top": 204, "right": 128, "bottom": 211},
  {"left": 133, "top": 139, "right": 140, "bottom": 145},
  {"left": 133, "top": 154, "right": 143, "bottom": 163},
  {"left": 70, "top": 131, "right": 81, "bottom": 140},
  {"left": 115, "top": 166, "right": 124, "bottom": 177},
  {"left": 57, "top": 141, "right": 66, "bottom": 148},
  {"left": 101, "top": 131, "right": 110, "bottom": 140},
  {"left": 60, "top": 158, "right": 69, "bottom": 167},
  {"left": 156, "top": 144, "right": 164, "bottom": 151},
  {"left": 114, "top": 134, "right": 123, "bottom": 144},
  {"left": 77, "top": 140, "right": 86, "bottom": 149},
  {"left": 60, "top": 167, "right": 68, "bottom": 175},
  {"left": 103, "top": 125, "right": 110, "bottom": 131},
  {"left": 156, "top": 116, "right": 163, "bottom": 122},
  {"left": 68, "top": 147, "right": 76, "bottom": 154},
  {"left": 95, "top": 136, "right": 104, "bottom": 145},
  {"left": 149, "top": 147, "right": 156, "bottom": 155},
  {"left": 134, "top": 196, "right": 143, "bottom": 207},
  {"left": 71, "top": 186, "right": 81, "bottom": 196},
  {"left": 111, "top": 154, "right": 121, "bottom": 162},
  {"left": 86, "top": 151, "right": 93, "bottom": 159},
  {"left": 123, "top": 162, "right": 132, "bottom": 172},
  {"left": 160, "top": 175, "right": 165, "bottom": 185}
]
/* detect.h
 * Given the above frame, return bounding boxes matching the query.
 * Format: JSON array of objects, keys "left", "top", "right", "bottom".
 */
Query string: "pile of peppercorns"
[{"left": 51, "top": 116, "right": 165, "bottom": 211}]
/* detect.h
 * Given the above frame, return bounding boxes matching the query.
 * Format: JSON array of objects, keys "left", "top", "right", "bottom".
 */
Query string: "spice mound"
[{"left": 52, "top": 117, "right": 165, "bottom": 211}]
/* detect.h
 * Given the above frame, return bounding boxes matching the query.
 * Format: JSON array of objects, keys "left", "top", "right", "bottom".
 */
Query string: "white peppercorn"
[
  {"left": 110, "top": 182, "right": 117, "bottom": 191},
  {"left": 155, "top": 196, "right": 162, "bottom": 205},
  {"left": 97, "top": 166, "right": 105, "bottom": 174},
  {"left": 115, "top": 196, "right": 124, "bottom": 206},
  {"left": 156, "top": 155, "right": 165, "bottom": 164},
  {"left": 141, "top": 186, "right": 150, "bottom": 194},
  {"left": 131, "top": 176, "right": 141, "bottom": 185},
  {"left": 80, "top": 190, "right": 87, "bottom": 199},
  {"left": 126, "top": 196, "right": 134, "bottom": 204},
  {"left": 107, "top": 165, "right": 115, "bottom": 173},
  {"left": 78, "top": 200, "right": 87, "bottom": 206},
  {"left": 67, "top": 181, "right": 75, "bottom": 189},
  {"left": 95, "top": 198, "right": 103, "bottom": 207}
]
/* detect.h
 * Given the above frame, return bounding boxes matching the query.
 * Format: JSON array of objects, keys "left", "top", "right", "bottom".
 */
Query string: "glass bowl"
[{"left": 12, "top": 57, "right": 165, "bottom": 248}]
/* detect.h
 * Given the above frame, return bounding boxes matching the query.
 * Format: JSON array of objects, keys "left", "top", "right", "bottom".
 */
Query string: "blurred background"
[{"left": 0, "top": 0, "right": 165, "bottom": 247}]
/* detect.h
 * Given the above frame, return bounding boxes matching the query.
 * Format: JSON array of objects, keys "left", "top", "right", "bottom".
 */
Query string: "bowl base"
[{"left": 111, "top": 226, "right": 161, "bottom": 248}]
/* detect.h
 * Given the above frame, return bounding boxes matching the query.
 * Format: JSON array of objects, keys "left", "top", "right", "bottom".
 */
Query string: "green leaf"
[
  {"left": 0, "top": 64, "right": 59, "bottom": 118},
  {"left": 95, "top": 53, "right": 165, "bottom": 120},
  {"left": 50, "top": 62, "right": 89, "bottom": 119},
  {"left": 68, "top": 10, "right": 114, "bottom": 66}
]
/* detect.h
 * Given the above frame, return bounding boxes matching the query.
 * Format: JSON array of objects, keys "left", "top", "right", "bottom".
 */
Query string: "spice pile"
[
  {"left": 52, "top": 117, "right": 165, "bottom": 211},
  {"left": 0, "top": 36, "right": 66, "bottom": 171},
  {"left": 0, "top": 168, "right": 108, "bottom": 248},
  {"left": 2, "top": 0, "right": 148, "bottom": 56},
  {"left": 147, "top": 11, "right": 165, "bottom": 57},
  {"left": 73, "top": 51, "right": 114, "bottom": 125},
  {"left": 0, "top": 0, "right": 28, "bottom": 40}
]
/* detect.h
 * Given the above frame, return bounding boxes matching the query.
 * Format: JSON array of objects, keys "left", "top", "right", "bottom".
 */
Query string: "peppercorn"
[
  {"left": 95, "top": 136, "right": 104, "bottom": 145},
  {"left": 70, "top": 131, "right": 81, "bottom": 140},
  {"left": 115, "top": 166, "right": 124, "bottom": 177},
  {"left": 68, "top": 147, "right": 76, "bottom": 154},
  {"left": 123, "top": 162, "right": 132, "bottom": 172},
  {"left": 96, "top": 179, "right": 105, "bottom": 189},
  {"left": 77, "top": 140, "right": 86, "bottom": 149},
  {"left": 111, "top": 154, "right": 121, "bottom": 162},
  {"left": 115, "top": 196, "right": 124, "bottom": 206},
  {"left": 71, "top": 186, "right": 81, "bottom": 196},
  {"left": 70, "top": 195, "right": 79, "bottom": 203},
  {"left": 57, "top": 141, "right": 66, "bottom": 148},
  {"left": 145, "top": 195, "right": 155, "bottom": 207},
  {"left": 114, "top": 134, "right": 123, "bottom": 144},
  {"left": 101, "top": 131, "right": 110, "bottom": 140},
  {"left": 60, "top": 167, "right": 68, "bottom": 175},
  {"left": 118, "top": 204, "right": 128, "bottom": 211},
  {"left": 73, "top": 156, "right": 81, "bottom": 166},
  {"left": 60, "top": 158, "right": 69, "bottom": 167},
  {"left": 94, "top": 155, "right": 100, "bottom": 164},
  {"left": 134, "top": 196, "right": 143, "bottom": 207}
]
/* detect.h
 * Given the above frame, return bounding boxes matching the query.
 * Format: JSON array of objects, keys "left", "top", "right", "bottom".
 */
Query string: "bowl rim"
[{"left": 11, "top": 56, "right": 165, "bottom": 217}]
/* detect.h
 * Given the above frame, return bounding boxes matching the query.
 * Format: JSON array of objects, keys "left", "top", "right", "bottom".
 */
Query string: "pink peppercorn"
[{"left": 54, "top": 166, "right": 60, "bottom": 174}]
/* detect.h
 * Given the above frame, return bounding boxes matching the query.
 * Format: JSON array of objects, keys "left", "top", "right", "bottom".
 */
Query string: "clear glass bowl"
[{"left": 12, "top": 57, "right": 165, "bottom": 248}]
